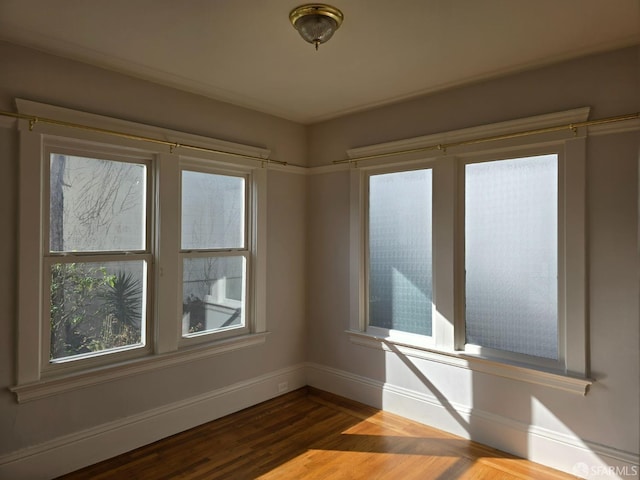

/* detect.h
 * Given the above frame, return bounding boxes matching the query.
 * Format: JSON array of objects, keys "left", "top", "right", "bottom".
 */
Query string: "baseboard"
[
  {"left": 305, "top": 362, "right": 639, "bottom": 478},
  {"left": 3, "top": 362, "right": 637, "bottom": 480},
  {"left": 0, "top": 364, "right": 306, "bottom": 480}
]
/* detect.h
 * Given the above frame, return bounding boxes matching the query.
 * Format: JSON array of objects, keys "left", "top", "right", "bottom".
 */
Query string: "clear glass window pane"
[
  {"left": 49, "top": 260, "right": 147, "bottom": 361},
  {"left": 182, "top": 256, "right": 246, "bottom": 336},
  {"left": 181, "top": 171, "right": 245, "bottom": 250},
  {"left": 465, "top": 154, "right": 558, "bottom": 359},
  {"left": 49, "top": 154, "right": 146, "bottom": 252},
  {"left": 368, "top": 169, "right": 433, "bottom": 336}
]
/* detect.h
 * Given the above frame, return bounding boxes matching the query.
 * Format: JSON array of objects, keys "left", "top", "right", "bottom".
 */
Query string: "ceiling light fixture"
[{"left": 289, "top": 4, "right": 344, "bottom": 51}]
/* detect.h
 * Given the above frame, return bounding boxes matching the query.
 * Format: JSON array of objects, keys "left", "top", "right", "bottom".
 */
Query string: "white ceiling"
[{"left": 0, "top": 0, "right": 638, "bottom": 124}]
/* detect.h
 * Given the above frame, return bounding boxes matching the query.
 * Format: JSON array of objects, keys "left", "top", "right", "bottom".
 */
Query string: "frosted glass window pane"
[
  {"left": 182, "top": 171, "right": 245, "bottom": 250},
  {"left": 49, "top": 154, "right": 146, "bottom": 252},
  {"left": 368, "top": 169, "right": 432, "bottom": 336},
  {"left": 465, "top": 154, "right": 558, "bottom": 359},
  {"left": 182, "top": 256, "right": 245, "bottom": 336}
]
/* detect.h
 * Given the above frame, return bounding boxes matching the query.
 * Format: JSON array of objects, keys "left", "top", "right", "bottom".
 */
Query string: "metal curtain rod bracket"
[
  {"left": 0, "top": 109, "right": 287, "bottom": 166},
  {"left": 334, "top": 112, "right": 640, "bottom": 166}
]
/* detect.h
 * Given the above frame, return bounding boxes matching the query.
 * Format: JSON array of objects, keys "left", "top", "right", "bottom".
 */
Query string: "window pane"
[
  {"left": 49, "top": 154, "right": 146, "bottom": 252},
  {"left": 182, "top": 256, "right": 246, "bottom": 336},
  {"left": 182, "top": 171, "right": 245, "bottom": 250},
  {"left": 465, "top": 154, "right": 558, "bottom": 359},
  {"left": 368, "top": 169, "right": 432, "bottom": 336},
  {"left": 49, "top": 260, "right": 146, "bottom": 361}
]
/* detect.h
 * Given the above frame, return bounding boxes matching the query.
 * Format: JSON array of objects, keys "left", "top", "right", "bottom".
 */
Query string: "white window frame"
[
  {"left": 13, "top": 99, "right": 268, "bottom": 402},
  {"left": 349, "top": 108, "right": 590, "bottom": 394},
  {"left": 457, "top": 148, "right": 566, "bottom": 372},
  {"left": 178, "top": 161, "right": 253, "bottom": 345},
  {"left": 41, "top": 142, "right": 154, "bottom": 377},
  {"left": 364, "top": 164, "right": 436, "bottom": 349}
]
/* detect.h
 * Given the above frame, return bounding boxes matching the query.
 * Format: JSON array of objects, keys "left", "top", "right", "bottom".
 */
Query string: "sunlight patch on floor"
[{"left": 257, "top": 449, "right": 461, "bottom": 480}]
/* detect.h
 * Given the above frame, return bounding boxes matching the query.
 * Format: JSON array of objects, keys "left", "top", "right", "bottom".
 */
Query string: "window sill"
[
  {"left": 347, "top": 331, "right": 592, "bottom": 395},
  {"left": 10, "top": 332, "right": 269, "bottom": 403}
]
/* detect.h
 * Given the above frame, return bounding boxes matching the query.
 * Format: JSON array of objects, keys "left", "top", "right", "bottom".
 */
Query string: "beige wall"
[
  {"left": 0, "top": 41, "right": 308, "bottom": 456},
  {"left": 0, "top": 39, "right": 638, "bottom": 473},
  {"left": 0, "top": 42, "right": 307, "bottom": 166},
  {"left": 306, "top": 46, "right": 639, "bottom": 457},
  {"left": 307, "top": 47, "right": 639, "bottom": 167}
]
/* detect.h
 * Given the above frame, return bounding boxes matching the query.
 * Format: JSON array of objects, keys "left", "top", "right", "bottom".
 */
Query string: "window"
[
  {"left": 14, "top": 99, "right": 268, "bottom": 398},
  {"left": 181, "top": 169, "right": 249, "bottom": 341},
  {"left": 43, "top": 148, "right": 152, "bottom": 373},
  {"left": 351, "top": 108, "right": 588, "bottom": 383},
  {"left": 362, "top": 153, "right": 567, "bottom": 367},
  {"left": 463, "top": 154, "right": 560, "bottom": 363},
  {"left": 367, "top": 168, "right": 433, "bottom": 341}
]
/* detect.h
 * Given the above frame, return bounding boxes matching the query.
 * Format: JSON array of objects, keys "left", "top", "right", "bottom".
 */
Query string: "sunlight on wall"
[{"left": 529, "top": 398, "right": 638, "bottom": 479}]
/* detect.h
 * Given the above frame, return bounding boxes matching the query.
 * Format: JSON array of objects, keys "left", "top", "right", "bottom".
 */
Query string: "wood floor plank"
[{"left": 56, "top": 387, "right": 576, "bottom": 480}]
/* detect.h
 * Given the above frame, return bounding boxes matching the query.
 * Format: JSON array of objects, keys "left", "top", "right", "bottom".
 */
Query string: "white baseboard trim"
[
  {"left": 306, "top": 363, "right": 639, "bottom": 479},
  {"left": 0, "top": 364, "right": 306, "bottom": 480},
  {"left": 2, "top": 362, "right": 637, "bottom": 480}
]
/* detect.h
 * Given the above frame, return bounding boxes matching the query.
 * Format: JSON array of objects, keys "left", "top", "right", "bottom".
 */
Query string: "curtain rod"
[
  {"left": 334, "top": 112, "right": 640, "bottom": 165},
  {"left": 1, "top": 109, "right": 638, "bottom": 168},
  {"left": 0, "top": 110, "right": 288, "bottom": 167}
]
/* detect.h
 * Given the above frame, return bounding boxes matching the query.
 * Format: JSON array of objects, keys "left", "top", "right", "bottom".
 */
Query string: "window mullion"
[
  {"left": 432, "top": 158, "right": 457, "bottom": 351},
  {"left": 155, "top": 152, "right": 181, "bottom": 354}
]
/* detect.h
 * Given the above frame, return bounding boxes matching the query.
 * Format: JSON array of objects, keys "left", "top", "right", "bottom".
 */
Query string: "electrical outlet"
[{"left": 278, "top": 381, "right": 288, "bottom": 393}]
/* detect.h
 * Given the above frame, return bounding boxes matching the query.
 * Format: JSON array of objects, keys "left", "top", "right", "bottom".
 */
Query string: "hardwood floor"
[{"left": 57, "top": 387, "right": 575, "bottom": 480}]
